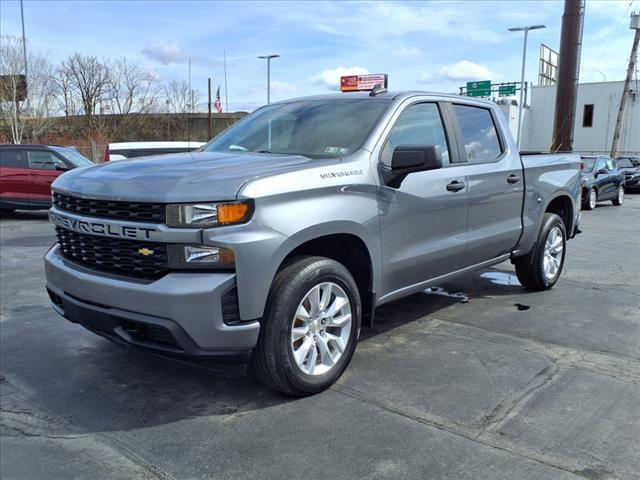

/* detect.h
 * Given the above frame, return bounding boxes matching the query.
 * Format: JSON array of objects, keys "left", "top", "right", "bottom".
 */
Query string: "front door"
[
  {"left": 378, "top": 102, "right": 468, "bottom": 298},
  {"left": 26, "top": 150, "right": 67, "bottom": 205},
  {"left": 451, "top": 104, "right": 524, "bottom": 267}
]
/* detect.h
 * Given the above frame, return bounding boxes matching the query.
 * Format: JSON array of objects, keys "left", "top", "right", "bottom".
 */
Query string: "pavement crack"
[
  {"left": 331, "top": 383, "right": 595, "bottom": 480},
  {"left": 475, "top": 362, "right": 561, "bottom": 438}
]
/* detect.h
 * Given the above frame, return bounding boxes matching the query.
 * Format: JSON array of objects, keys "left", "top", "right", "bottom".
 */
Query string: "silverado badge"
[{"left": 138, "top": 248, "right": 155, "bottom": 257}]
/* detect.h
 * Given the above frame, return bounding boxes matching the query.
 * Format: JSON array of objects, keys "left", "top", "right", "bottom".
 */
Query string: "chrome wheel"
[
  {"left": 589, "top": 189, "right": 597, "bottom": 209},
  {"left": 543, "top": 226, "right": 564, "bottom": 281},
  {"left": 618, "top": 187, "right": 624, "bottom": 204},
  {"left": 290, "top": 282, "right": 352, "bottom": 376}
]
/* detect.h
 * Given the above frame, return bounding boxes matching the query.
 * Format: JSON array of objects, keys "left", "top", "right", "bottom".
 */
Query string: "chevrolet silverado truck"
[{"left": 45, "top": 90, "right": 581, "bottom": 396}]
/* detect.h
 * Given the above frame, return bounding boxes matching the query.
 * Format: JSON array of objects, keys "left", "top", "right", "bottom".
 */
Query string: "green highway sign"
[
  {"left": 466, "top": 80, "right": 491, "bottom": 97},
  {"left": 498, "top": 85, "right": 516, "bottom": 96}
]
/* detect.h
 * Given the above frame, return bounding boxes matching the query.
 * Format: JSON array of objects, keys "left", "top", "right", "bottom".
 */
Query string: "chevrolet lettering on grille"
[{"left": 49, "top": 211, "right": 156, "bottom": 240}]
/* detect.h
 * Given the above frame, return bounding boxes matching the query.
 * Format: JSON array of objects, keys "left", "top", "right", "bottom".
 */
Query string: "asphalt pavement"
[{"left": 1, "top": 195, "right": 639, "bottom": 480}]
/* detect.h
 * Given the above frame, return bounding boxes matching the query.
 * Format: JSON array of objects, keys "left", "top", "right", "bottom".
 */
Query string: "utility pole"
[
  {"left": 258, "top": 54, "right": 279, "bottom": 104},
  {"left": 611, "top": 12, "right": 640, "bottom": 158},
  {"left": 508, "top": 24, "right": 546, "bottom": 148},
  {"left": 20, "top": 0, "right": 28, "bottom": 114},
  {"left": 208, "top": 77, "right": 212, "bottom": 139},
  {"left": 223, "top": 50, "right": 229, "bottom": 113},
  {"left": 551, "top": 0, "right": 585, "bottom": 153}
]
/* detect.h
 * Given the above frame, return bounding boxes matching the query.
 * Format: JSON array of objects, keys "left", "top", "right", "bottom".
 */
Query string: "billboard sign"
[
  {"left": 466, "top": 80, "right": 492, "bottom": 97},
  {"left": 340, "top": 74, "right": 388, "bottom": 92}
]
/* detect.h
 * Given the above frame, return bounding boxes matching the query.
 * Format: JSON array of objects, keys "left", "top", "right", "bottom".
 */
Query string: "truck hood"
[{"left": 52, "top": 151, "right": 320, "bottom": 203}]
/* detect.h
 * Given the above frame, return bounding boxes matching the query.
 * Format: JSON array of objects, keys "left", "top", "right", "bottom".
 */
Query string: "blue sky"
[{"left": 0, "top": 0, "right": 636, "bottom": 111}]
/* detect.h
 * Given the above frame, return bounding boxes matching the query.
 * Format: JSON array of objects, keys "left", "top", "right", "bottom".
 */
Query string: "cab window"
[
  {"left": 596, "top": 158, "right": 608, "bottom": 172},
  {"left": 0, "top": 150, "right": 27, "bottom": 168},
  {"left": 27, "top": 150, "right": 67, "bottom": 170},
  {"left": 381, "top": 103, "right": 450, "bottom": 166},
  {"left": 453, "top": 105, "right": 502, "bottom": 163}
]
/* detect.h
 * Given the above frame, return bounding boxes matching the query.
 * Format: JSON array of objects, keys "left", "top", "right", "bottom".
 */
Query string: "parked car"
[
  {"left": 616, "top": 156, "right": 640, "bottom": 192},
  {"left": 0, "top": 144, "right": 93, "bottom": 212},
  {"left": 104, "top": 141, "right": 205, "bottom": 161},
  {"left": 45, "top": 90, "right": 581, "bottom": 396},
  {"left": 580, "top": 155, "right": 625, "bottom": 210}
]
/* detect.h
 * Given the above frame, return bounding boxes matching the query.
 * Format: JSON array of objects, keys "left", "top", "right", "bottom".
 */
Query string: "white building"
[{"left": 518, "top": 81, "right": 639, "bottom": 156}]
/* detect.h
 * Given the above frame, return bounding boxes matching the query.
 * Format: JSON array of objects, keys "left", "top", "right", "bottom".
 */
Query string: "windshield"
[
  {"left": 582, "top": 158, "right": 596, "bottom": 171},
  {"left": 617, "top": 158, "right": 639, "bottom": 168},
  {"left": 203, "top": 99, "right": 391, "bottom": 159},
  {"left": 52, "top": 147, "right": 94, "bottom": 167}
]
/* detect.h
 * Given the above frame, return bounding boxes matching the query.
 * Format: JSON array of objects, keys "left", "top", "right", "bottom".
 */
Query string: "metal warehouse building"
[{"left": 518, "top": 80, "right": 639, "bottom": 156}]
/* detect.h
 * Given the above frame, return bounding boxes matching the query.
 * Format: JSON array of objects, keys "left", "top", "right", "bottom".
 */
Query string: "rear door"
[
  {"left": 26, "top": 150, "right": 69, "bottom": 205},
  {"left": 452, "top": 104, "right": 524, "bottom": 267},
  {"left": 0, "top": 149, "right": 31, "bottom": 206},
  {"left": 378, "top": 101, "right": 469, "bottom": 296}
]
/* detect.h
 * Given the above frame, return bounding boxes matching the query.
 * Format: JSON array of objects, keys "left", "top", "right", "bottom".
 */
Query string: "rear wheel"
[
  {"left": 583, "top": 187, "right": 597, "bottom": 210},
  {"left": 251, "top": 256, "right": 361, "bottom": 396},
  {"left": 514, "top": 213, "right": 567, "bottom": 291},
  {"left": 612, "top": 186, "right": 624, "bottom": 206}
]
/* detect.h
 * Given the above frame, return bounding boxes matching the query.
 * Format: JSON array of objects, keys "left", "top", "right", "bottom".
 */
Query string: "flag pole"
[
  {"left": 208, "top": 78, "right": 212, "bottom": 139},
  {"left": 223, "top": 50, "right": 229, "bottom": 112}
]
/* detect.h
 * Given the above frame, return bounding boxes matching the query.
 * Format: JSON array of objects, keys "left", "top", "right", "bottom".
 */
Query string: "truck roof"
[{"left": 271, "top": 91, "right": 491, "bottom": 106}]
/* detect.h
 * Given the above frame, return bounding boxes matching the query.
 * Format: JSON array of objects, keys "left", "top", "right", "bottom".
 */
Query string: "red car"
[{"left": 0, "top": 144, "right": 93, "bottom": 213}]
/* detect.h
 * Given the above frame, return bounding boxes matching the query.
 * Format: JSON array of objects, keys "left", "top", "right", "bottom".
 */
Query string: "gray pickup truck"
[{"left": 45, "top": 91, "right": 581, "bottom": 396}]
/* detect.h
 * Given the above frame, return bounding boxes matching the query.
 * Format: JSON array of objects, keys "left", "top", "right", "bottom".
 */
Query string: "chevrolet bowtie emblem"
[{"left": 138, "top": 247, "right": 155, "bottom": 256}]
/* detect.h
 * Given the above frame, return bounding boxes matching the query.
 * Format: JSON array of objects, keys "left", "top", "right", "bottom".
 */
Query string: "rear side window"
[
  {"left": 606, "top": 158, "right": 615, "bottom": 170},
  {"left": 382, "top": 103, "right": 450, "bottom": 166},
  {"left": 453, "top": 105, "right": 503, "bottom": 163},
  {"left": 27, "top": 150, "right": 67, "bottom": 170},
  {"left": 0, "top": 150, "right": 26, "bottom": 168}
]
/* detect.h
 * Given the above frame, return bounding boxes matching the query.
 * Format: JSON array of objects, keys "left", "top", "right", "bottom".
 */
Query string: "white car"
[{"left": 104, "top": 141, "right": 205, "bottom": 161}]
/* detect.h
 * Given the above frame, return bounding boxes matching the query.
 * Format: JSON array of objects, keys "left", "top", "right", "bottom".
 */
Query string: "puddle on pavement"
[
  {"left": 423, "top": 287, "right": 469, "bottom": 303},
  {"left": 480, "top": 271, "right": 520, "bottom": 286}
]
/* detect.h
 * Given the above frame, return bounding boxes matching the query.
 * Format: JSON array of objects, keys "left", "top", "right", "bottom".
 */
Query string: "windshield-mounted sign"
[{"left": 340, "top": 74, "right": 388, "bottom": 92}]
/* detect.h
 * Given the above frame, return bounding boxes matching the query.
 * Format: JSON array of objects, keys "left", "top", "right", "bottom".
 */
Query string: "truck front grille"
[
  {"left": 53, "top": 192, "right": 166, "bottom": 224},
  {"left": 55, "top": 227, "right": 169, "bottom": 278}
]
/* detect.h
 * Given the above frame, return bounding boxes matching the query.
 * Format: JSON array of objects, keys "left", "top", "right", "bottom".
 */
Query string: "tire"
[
  {"left": 0, "top": 208, "right": 15, "bottom": 214},
  {"left": 250, "top": 256, "right": 361, "bottom": 396},
  {"left": 583, "top": 187, "right": 597, "bottom": 210},
  {"left": 514, "top": 213, "right": 567, "bottom": 291},
  {"left": 612, "top": 186, "right": 624, "bottom": 206}
]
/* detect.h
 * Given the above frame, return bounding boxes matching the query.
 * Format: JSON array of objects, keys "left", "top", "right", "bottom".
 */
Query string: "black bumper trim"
[{"left": 47, "top": 288, "right": 252, "bottom": 365}]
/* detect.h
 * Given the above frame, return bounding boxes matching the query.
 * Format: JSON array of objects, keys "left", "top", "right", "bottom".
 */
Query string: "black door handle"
[
  {"left": 446, "top": 180, "right": 466, "bottom": 192},
  {"left": 507, "top": 174, "right": 521, "bottom": 184}
]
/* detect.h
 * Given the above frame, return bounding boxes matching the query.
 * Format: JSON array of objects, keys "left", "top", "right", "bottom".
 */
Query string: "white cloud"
[
  {"left": 418, "top": 71, "right": 437, "bottom": 83},
  {"left": 396, "top": 47, "right": 422, "bottom": 58},
  {"left": 438, "top": 60, "right": 495, "bottom": 81},
  {"left": 310, "top": 66, "right": 370, "bottom": 90},
  {"left": 142, "top": 41, "right": 189, "bottom": 65},
  {"left": 141, "top": 41, "right": 219, "bottom": 67}
]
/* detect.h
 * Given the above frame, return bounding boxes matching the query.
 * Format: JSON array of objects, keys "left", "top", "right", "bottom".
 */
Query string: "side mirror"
[
  {"left": 596, "top": 168, "right": 608, "bottom": 176},
  {"left": 55, "top": 164, "right": 71, "bottom": 171},
  {"left": 381, "top": 145, "right": 443, "bottom": 188}
]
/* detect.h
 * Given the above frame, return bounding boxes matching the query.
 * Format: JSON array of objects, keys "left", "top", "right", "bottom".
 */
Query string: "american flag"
[{"left": 214, "top": 86, "right": 222, "bottom": 113}]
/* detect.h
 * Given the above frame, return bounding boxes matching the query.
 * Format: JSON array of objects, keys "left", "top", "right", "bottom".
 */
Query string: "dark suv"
[
  {"left": 580, "top": 155, "right": 625, "bottom": 210},
  {"left": 0, "top": 144, "right": 93, "bottom": 213},
  {"left": 616, "top": 157, "right": 640, "bottom": 192}
]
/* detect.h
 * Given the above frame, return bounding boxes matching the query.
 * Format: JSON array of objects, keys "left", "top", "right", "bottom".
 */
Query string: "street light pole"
[
  {"left": 508, "top": 24, "right": 546, "bottom": 148},
  {"left": 257, "top": 54, "right": 280, "bottom": 104}
]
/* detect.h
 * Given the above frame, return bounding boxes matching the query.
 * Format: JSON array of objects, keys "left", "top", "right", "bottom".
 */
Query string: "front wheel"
[
  {"left": 583, "top": 187, "right": 597, "bottom": 210},
  {"left": 250, "top": 256, "right": 361, "bottom": 396},
  {"left": 514, "top": 213, "right": 567, "bottom": 291},
  {"left": 612, "top": 186, "right": 624, "bottom": 206}
]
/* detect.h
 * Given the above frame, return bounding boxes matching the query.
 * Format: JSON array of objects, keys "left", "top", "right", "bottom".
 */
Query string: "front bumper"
[{"left": 45, "top": 245, "right": 260, "bottom": 362}]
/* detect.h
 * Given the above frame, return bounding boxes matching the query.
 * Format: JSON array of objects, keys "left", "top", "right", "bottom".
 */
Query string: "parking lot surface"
[{"left": 1, "top": 197, "right": 639, "bottom": 480}]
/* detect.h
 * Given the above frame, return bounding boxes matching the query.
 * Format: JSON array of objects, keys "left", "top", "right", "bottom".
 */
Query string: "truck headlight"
[
  {"left": 166, "top": 201, "right": 251, "bottom": 227},
  {"left": 167, "top": 245, "right": 235, "bottom": 269}
]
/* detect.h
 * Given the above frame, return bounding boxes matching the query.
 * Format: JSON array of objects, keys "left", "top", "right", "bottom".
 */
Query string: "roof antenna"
[{"left": 369, "top": 84, "right": 388, "bottom": 97}]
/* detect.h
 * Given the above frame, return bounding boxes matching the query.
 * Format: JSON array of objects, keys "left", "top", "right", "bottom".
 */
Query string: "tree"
[
  {"left": 58, "top": 53, "right": 110, "bottom": 126},
  {"left": 106, "top": 57, "right": 158, "bottom": 115},
  {"left": 162, "top": 78, "right": 202, "bottom": 113},
  {"left": 0, "top": 35, "right": 55, "bottom": 143}
]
